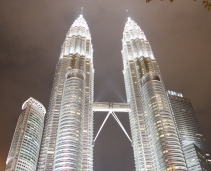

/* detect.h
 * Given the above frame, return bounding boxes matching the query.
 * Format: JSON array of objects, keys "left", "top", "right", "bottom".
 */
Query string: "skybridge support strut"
[
  {"left": 93, "top": 111, "right": 132, "bottom": 144},
  {"left": 111, "top": 112, "right": 132, "bottom": 142},
  {"left": 93, "top": 111, "right": 111, "bottom": 143}
]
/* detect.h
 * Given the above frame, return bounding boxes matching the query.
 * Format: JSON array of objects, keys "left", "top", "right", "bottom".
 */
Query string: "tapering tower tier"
[
  {"left": 37, "top": 15, "right": 94, "bottom": 171},
  {"left": 59, "top": 15, "right": 93, "bottom": 59},
  {"left": 122, "top": 17, "right": 154, "bottom": 62},
  {"left": 122, "top": 18, "right": 187, "bottom": 171}
]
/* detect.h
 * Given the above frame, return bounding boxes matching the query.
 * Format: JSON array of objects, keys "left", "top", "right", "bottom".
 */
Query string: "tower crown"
[
  {"left": 122, "top": 17, "right": 154, "bottom": 60},
  {"left": 66, "top": 14, "right": 91, "bottom": 40},
  {"left": 22, "top": 97, "right": 46, "bottom": 116},
  {"left": 125, "top": 18, "right": 141, "bottom": 32},
  {"left": 71, "top": 15, "right": 89, "bottom": 30},
  {"left": 123, "top": 17, "right": 146, "bottom": 41},
  {"left": 59, "top": 15, "right": 93, "bottom": 59}
]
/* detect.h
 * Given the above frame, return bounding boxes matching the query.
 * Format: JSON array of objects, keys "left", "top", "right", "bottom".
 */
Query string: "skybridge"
[
  {"left": 93, "top": 102, "right": 131, "bottom": 112},
  {"left": 92, "top": 102, "right": 132, "bottom": 145}
]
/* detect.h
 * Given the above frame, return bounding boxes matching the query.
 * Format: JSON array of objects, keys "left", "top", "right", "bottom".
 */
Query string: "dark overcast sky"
[{"left": 0, "top": 0, "right": 211, "bottom": 170}]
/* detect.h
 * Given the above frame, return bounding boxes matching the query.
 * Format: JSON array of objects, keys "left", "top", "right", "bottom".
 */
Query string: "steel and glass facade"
[
  {"left": 121, "top": 18, "right": 187, "bottom": 170},
  {"left": 168, "top": 90, "right": 211, "bottom": 170},
  {"left": 37, "top": 15, "right": 94, "bottom": 171},
  {"left": 168, "top": 90, "right": 206, "bottom": 151},
  {"left": 183, "top": 144, "right": 210, "bottom": 171},
  {"left": 5, "top": 98, "right": 46, "bottom": 171}
]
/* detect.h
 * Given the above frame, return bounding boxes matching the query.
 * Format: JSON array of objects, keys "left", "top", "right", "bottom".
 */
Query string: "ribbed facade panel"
[
  {"left": 142, "top": 76, "right": 186, "bottom": 170},
  {"left": 123, "top": 62, "right": 155, "bottom": 171},
  {"left": 53, "top": 70, "right": 85, "bottom": 170},
  {"left": 37, "top": 57, "right": 70, "bottom": 171},
  {"left": 82, "top": 59, "right": 94, "bottom": 171}
]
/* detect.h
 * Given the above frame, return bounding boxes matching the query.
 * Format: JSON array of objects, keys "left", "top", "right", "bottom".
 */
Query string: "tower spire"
[
  {"left": 81, "top": 7, "right": 83, "bottom": 15},
  {"left": 126, "top": 10, "right": 130, "bottom": 20}
]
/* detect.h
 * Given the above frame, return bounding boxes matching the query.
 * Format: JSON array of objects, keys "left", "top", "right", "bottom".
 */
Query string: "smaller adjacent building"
[
  {"left": 168, "top": 90, "right": 211, "bottom": 170},
  {"left": 5, "top": 97, "right": 46, "bottom": 171}
]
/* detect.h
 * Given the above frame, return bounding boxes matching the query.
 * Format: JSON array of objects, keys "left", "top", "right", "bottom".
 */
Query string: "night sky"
[{"left": 0, "top": 1, "right": 211, "bottom": 170}]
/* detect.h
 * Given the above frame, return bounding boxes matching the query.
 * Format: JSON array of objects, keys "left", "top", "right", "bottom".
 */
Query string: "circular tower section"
[{"left": 53, "top": 69, "right": 85, "bottom": 170}]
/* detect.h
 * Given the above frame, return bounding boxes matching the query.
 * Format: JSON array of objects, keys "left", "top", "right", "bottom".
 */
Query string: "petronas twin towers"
[
  {"left": 7, "top": 14, "right": 211, "bottom": 171},
  {"left": 37, "top": 15, "right": 187, "bottom": 170}
]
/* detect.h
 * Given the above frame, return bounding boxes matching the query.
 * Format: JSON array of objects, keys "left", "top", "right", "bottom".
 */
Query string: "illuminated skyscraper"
[
  {"left": 5, "top": 98, "right": 46, "bottom": 171},
  {"left": 167, "top": 90, "right": 206, "bottom": 150},
  {"left": 37, "top": 15, "right": 94, "bottom": 171},
  {"left": 168, "top": 90, "right": 211, "bottom": 170},
  {"left": 121, "top": 18, "right": 187, "bottom": 170}
]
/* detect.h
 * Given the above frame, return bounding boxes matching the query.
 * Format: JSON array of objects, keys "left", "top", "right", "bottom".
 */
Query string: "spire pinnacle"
[
  {"left": 81, "top": 7, "right": 83, "bottom": 16},
  {"left": 126, "top": 10, "right": 130, "bottom": 20}
]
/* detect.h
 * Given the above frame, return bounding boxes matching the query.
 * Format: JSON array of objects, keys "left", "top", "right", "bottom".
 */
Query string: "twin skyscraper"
[{"left": 5, "top": 15, "right": 210, "bottom": 171}]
